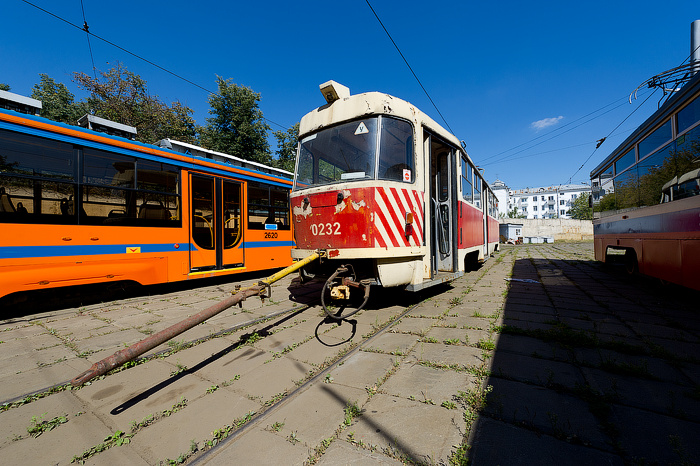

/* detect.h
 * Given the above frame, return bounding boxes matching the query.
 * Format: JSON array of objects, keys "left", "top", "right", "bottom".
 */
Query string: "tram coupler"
[{"left": 321, "top": 264, "right": 371, "bottom": 320}]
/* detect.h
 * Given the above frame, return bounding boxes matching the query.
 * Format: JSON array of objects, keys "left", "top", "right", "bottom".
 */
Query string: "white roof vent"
[
  {"left": 77, "top": 114, "right": 137, "bottom": 140},
  {"left": 0, "top": 90, "right": 42, "bottom": 115}
]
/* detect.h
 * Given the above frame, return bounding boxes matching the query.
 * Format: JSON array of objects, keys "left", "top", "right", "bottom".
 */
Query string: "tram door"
[
  {"left": 428, "top": 133, "right": 454, "bottom": 276},
  {"left": 190, "top": 174, "right": 244, "bottom": 271}
]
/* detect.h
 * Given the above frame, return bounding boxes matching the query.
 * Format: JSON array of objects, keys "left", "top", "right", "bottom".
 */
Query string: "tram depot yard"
[{"left": 0, "top": 241, "right": 698, "bottom": 465}]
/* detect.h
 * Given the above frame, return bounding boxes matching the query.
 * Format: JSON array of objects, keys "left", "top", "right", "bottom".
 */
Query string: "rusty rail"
[{"left": 71, "top": 251, "right": 321, "bottom": 387}]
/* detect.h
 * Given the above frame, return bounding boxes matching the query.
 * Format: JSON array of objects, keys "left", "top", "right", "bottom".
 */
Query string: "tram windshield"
[{"left": 295, "top": 116, "right": 413, "bottom": 190}]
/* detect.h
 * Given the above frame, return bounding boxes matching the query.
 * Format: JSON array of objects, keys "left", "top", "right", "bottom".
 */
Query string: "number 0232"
[{"left": 310, "top": 222, "right": 341, "bottom": 236}]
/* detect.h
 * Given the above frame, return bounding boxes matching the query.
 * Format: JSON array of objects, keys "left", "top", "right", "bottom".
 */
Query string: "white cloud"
[{"left": 530, "top": 116, "right": 564, "bottom": 131}]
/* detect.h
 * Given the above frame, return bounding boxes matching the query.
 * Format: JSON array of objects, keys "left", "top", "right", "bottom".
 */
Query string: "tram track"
[
  {"left": 190, "top": 294, "right": 425, "bottom": 464},
  {"left": 0, "top": 249, "right": 514, "bottom": 464}
]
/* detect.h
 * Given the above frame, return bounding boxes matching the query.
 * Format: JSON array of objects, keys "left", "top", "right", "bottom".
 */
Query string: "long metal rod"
[{"left": 70, "top": 252, "right": 320, "bottom": 386}]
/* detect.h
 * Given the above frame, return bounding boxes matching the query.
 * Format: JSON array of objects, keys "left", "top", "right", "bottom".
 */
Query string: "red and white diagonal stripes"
[{"left": 373, "top": 187, "right": 423, "bottom": 248}]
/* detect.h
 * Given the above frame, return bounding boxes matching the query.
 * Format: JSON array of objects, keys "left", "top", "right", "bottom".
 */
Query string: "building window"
[
  {"left": 560, "top": 200, "right": 565, "bottom": 205},
  {"left": 548, "top": 196, "right": 554, "bottom": 201},
  {"left": 533, "top": 215, "right": 538, "bottom": 219},
  {"left": 572, "top": 194, "right": 577, "bottom": 199},
  {"left": 560, "top": 210, "right": 565, "bottom": 215},
  {"left": 533, "top": 206, "right": 537, "bottom": 211},
  {"left": 532, "top": 196, "right": 537, "bottom": 201}
]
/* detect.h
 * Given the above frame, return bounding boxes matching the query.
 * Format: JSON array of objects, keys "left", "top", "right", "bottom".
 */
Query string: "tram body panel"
[{"left": 291, "top": 185, "right": 425, "bottom": 252}]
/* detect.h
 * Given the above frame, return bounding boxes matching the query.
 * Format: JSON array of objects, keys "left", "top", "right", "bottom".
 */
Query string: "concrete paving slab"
[
  {"left": 489, "top": 352, "right": 586, "bottom": 387},
  {"left": 200, "top": 428, "right": 310, "bottom": 465},
  {"left": 574, "top": 348, "right": 687, "bottom": 383},
  {"left": 316, "top": 439, "right": 405, "bottom": 465},
  {"left": 72, "top": 359, "right": 212, "bottom": 427},
  {"left": 331, "top": 351, "right": 398, "bottom": 390},
  {"left": 425, "top": 326, "right": 482, "bottom": 346},
  {"left": 82, "top": 442, "right": 150, "bottom": 465},
  {"left": 0, "top": 358, "right": 86, "bottom": 402},
  {"left": 0, "top": 410, "right": 114, "bottom": 466},
  {"left": 0, "top": 391, "right": 85, "bottom": 447},
  {"left": 438, "top": 315, "right": 490, "bottom": 330},
  {"left": 494, "top": 333, "right": 570, "bottom": 361},
  {"left": 363, "top": 333, "right": 419, "bottom": 355},
  {"left": 580, "top": 367, "right": 700, "bottom": 417},
  {"left": 261, "top": 383, "right": 366, "bottom": 448},
  {"left": 348, "top": 393, "right": 463, "bottom": 463},
  {"left": 231, "top": 356, "right": 312, "bottom": 402},
  {"left": 284, "top": 334, "right": 349, "bottom": 367},
  {"left": 185, "top": 345, "right": 269, "bottom": 383},
  {"left": 484, "top": 377, "right": 610, "bottom": 450},
  {"left": 129, "top": 388, "right": 259, "bottom": 463},
  {"left": 380, "top": 359, "right": 477, "bottom": 404},
  {"left": 415, "top": 342, "right": 484, "bottom": 368},
  {"left": 612, "top": 404, "right": 700, "bottom": 464},
  {"left": 389, "top": 317, "right": 436, "bottom": 336}
]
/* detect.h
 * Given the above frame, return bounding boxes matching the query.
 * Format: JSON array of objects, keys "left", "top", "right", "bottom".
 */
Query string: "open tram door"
[
  {"left": 189, "top": 174, "right": 244, "bottom": 272},
  {"left": 426, "top": 132, "right": 459, "bottom": 277}
]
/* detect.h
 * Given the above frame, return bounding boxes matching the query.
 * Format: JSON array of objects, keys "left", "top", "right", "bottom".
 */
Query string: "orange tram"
[
  {"left": 0, "top": 106, "right": 294, "bottom": 300},
  {"left": 291, "top": 81, "right": 499, "bottom": 318}
]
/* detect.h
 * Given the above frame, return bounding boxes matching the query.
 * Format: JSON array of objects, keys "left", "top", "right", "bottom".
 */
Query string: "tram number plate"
[
  {"left": 311, "top": 222, "right": 341, "bottom": 236},
  {"left": 264, "top": 232, "right": 278, "bottom": 239}
]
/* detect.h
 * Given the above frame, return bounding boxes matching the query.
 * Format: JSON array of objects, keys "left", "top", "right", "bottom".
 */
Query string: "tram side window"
[
  {"left": 378, "top": 117, "right": 414, "bottom": 182},
  {"left": 473, "top": 172, "right": 482, "bottom": 208},
  {"left": 677, "top": 94, "right": 700, "bottom": 134},
  {"left": 247, "top": 182, "right": 290, "bottom": 230},
  {"left": 82, "top": 148, "right": 181, "bottom": 227},
  {"left": 638, "top": 120, "right": 672, "bottom": 161},
  {"left": 0, "top": 129, "right": 78, "bottom": 224},
  {"left": 461, "top": 158, "right": 473, "bottom": 203}
]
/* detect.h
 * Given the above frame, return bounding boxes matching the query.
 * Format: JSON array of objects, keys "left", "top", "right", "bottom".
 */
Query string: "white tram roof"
[
  {"left": 299, "top": 83, "right": 468, "bottom": 161},
  {"left": 156, "top": 138, "right": 293, "bottom": 179}
]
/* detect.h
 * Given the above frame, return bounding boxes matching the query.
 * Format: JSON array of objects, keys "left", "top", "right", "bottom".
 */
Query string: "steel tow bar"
[{"left": 70, "top": 251, "right": 321, "bottom": 387}]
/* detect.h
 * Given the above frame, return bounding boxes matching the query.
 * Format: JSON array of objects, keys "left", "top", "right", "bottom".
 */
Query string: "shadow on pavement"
[{"left": 470, "top": 256, "right": 700, "bottom": 464}]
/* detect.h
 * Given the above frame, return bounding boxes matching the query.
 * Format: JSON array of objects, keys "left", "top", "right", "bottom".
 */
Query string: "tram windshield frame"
[{"left": 294, "top": 116, "right": 414, "bottom": 190}]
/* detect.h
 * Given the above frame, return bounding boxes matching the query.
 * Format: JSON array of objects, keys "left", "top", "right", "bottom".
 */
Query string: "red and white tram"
[{"left": 291, "top": 81, "right": 499, "bottom": 318}]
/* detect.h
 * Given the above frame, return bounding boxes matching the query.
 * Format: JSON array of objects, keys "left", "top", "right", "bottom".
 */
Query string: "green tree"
[
  {"left": 201, "top": 77, "right": 271, "bottom": 164},
  {"left": 506, "top": 206, "right": 525, "bottom": 219},
  {"left": 73, "top": 62, "right": 198, "bottom": 144},
  {"left": 273, "top": 122, "right": 299, "bottom": 172},
  {"left": 31, "top": 74, "right": 87, "bottom": 124},
  {"left": 0, "top": 83, "right": 10, "bottom": 91},
  {"left": 569, "top": 194, "right": 592, "bottom": 220}
]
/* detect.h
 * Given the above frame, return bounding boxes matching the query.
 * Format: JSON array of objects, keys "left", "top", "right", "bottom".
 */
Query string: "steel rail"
[{"left": 70, "top": 252, "right": 321, "bottom": 387}]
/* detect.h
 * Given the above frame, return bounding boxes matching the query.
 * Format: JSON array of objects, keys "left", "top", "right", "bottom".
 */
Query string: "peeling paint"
[{"left": 293, "top": 202, "right": 312, "bottom": 218}]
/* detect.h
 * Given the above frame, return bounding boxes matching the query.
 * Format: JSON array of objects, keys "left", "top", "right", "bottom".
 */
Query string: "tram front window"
[{"left": 295, "top": 116, "right": 414, "bottom": 190}]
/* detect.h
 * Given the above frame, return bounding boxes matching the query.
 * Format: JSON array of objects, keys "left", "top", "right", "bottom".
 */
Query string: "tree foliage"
[
  {"left": 201, "top": 77, "right": 271, "bottom": 164},
  {"left": 31, "top": 74, "right": 87, "bottom": 125},
  {"left": 0, "top": 83, "right": 10, "bottom": 91},
  {"left": 569, "top": 194, "right": 592, "bottom": 220},
  {"left": 506, "top": 206, "right": 525, "bottom": 219},
  {"left": 73, "top": 63, "right": 198, "bottom": 144},
  {"left": 273, "top": 122, "right": 299, "bottom": 172}
]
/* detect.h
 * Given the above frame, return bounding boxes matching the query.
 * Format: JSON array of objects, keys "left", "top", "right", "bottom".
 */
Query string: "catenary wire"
[
  {"left": 564, "top": 87, "right": 658, "bottom": 184},
  {"left": 78, "top": 0, "right": 97, "bottom": 81},
  {"left": 365, "top": 0, "right": 455, "bottom": 136},
  {"left": 20, "top": 0, "right": 289, "bottom": 131}
]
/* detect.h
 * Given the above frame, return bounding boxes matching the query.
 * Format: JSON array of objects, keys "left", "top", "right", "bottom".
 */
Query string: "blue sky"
[{"left": 2, "top": 0, "right": 699, "bottom": 189}]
